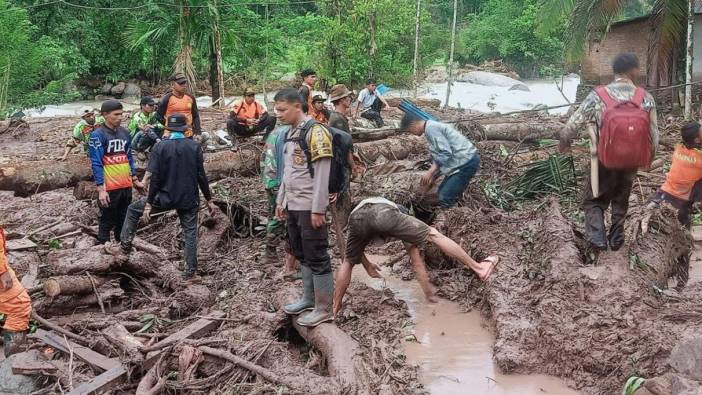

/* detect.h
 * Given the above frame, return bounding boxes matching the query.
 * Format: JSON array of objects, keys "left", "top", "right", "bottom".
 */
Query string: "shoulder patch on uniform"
[{"left": 307, "top": 124, "right": 333, "bottom": 162}]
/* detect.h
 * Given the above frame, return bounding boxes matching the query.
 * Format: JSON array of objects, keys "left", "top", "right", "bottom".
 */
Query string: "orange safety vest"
[
  {"left": 164, "top": 94, "right": 195, "bottom": 137},
  {"left": 661, "top": 144, "right": 702, "bottom": 201}
]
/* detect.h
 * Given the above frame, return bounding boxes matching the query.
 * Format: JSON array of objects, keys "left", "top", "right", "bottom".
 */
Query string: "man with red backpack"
[{"left": 560, "top": 53, "right": 659, "bottom": 251}]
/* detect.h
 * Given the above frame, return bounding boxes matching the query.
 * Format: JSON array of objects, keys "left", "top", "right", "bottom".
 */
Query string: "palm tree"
[
  {"left": 539, "top": 0, "right": 688, "bottom": 86},
  {"left": 126, "top": 0, "right": 229, "bottom": 105}
]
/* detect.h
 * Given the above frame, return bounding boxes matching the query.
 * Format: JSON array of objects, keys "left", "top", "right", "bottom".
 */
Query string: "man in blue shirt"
[{"left": 401, "top": 113, "right": 480, "bottom": 208}]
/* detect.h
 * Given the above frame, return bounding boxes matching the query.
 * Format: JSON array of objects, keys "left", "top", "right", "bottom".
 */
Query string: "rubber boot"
[
  {"left": 297, "top": 273, "right": 334, "bottom": 327},
  {"left": 283, "top": 265, "right": 314, "bottom": 314},
  {"left": 3, "top": 330, "right": 26, "bottom": 357}
]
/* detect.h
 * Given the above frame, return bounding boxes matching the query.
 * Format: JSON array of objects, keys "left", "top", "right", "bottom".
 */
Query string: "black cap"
[
  {"left": 140, "top": 96, "right": 156, "bottom": 106},
  {"left": 168, "top": 73, "right": 187, "bottom": 84},
  {"left": 312, "top": 94, "right": 325, "bottom": 103},
  {"left": 100, "top": 99, "right": 123, "bottom": 113},
  {"left": 166, "top": 113, "right": 189, "bottom": 132}
]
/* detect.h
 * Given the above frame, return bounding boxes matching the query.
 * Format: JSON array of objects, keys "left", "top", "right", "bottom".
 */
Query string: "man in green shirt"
[
  {"left": 128, "top": 96, "right": 164, "bottom": 152},
  {"left": 58, "top": 107, "right": 103, "bottom": 161}
]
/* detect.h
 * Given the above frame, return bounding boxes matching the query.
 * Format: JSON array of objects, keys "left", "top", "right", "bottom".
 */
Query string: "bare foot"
[{"left": 478, "top": 255, "right": 499, "bottom": 281}]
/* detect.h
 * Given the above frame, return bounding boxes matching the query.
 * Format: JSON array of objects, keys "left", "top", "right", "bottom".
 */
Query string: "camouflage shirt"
[
  {"left": 562, "top": 78, "right": 659, "bottom": 155},
  {"left": 260, "top": 125, "right": 290, "bottom": 190}
]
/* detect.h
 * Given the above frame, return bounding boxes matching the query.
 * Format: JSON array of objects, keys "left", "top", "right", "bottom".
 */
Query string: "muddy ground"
[{"left": 0, "top": 102, "right": 697, "bottom": 394}]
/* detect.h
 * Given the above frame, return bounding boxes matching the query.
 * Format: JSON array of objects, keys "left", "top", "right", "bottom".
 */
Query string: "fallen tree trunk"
[
  {"left": 0, "top": 158, "right": 93, "bottom": 197},
  {"left": 43, "top": 275, "right": 115, "bottom": 297},
  {"left": 276, "top": 287, "right": 370, "bottom": 393},
  {"left": 0, "top": 136, "right": 429, "bottom": 195},
  {"left": 457, "top": 120, "right": 565, "bottom": 142},
  {"left": 46, "top": 246, "right": 122, "bottom": 275}
]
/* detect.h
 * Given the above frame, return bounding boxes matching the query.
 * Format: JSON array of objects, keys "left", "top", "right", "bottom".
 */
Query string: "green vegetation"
[{"left": 1, "top": 0, "right": 572, "bottom": 113}]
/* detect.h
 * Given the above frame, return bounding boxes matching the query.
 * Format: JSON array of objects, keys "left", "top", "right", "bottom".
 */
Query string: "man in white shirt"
[{"left": 354, "top": 78, "right": 389, "bottom": 128}]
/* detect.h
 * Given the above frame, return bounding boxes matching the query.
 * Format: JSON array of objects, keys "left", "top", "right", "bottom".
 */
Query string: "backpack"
[
  {"left": 595, "top": 86, "right": 653, "bottom": 170},
  {"left": 294, "top": 119, "right": 353, "bottom": 194}
]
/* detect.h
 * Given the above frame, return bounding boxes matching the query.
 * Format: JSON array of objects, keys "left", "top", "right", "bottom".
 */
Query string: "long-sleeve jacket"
[
  {"left": 424, "top": 120, "right": 478, "bottom": 176},
  {"left": 156, "top": 91, "right": 201, "bottom": 136},
  {"left": 277, "top": 119, "right": 332, "bottom": 214},
  {"left": 88, "top": 125, "right": 135, "bottom": 191},
  {"left": 562, "top": 78, "right": 659, "bottom": 156},
  {"left": 147, "top": 136, "right": 212, "bottom": 209}
]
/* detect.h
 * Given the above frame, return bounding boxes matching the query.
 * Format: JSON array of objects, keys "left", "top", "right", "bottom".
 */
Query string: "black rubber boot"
[
  {"left": 3, "top": 330, "right": 26, "bottom": 357},
  {"left": 297, "top": 273, "right": 334, "bottom": 327},
  {"left": 283, "top": 265, "right": 314, "bottom": 314}
]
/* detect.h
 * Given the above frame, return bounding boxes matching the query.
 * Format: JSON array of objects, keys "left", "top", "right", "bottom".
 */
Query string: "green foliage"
[{"left": 461, "top": 0, "right": 565, "bottom": 77}]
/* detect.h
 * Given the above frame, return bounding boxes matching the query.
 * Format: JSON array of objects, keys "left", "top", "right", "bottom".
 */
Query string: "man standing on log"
[
  {"left": 560, "top": 53, "right": 658, "bottom": 251},
  {"left": 89, "top": 100, "right": 142, "bottom": 244},
  {"left": 274, "top": 88, "right": 335, "bottom": 327},
  {"left": 0, "top": 227, "right": 32, "bottom": 356},
  {"left": 329, "top": 84, "right": 353, "bottom": 134},
  {"left": 107, "top": 113, "right": 217, "bottom": 279},
  {"left": 156, "top": 73, "right": 201, "bottom": 139},
  {"left": 332, "top": 197, "right": 498, "bottom": 314},
  {"left": 401, "top": 113, "right": 480, "bottom": 209},
  {"left": 261, "top": 123, "right": 300, "bottom": 279}
]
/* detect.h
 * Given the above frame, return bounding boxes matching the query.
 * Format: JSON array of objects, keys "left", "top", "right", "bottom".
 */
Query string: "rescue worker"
[
  {"left": 128, "top": 96, "right": 164, "bottom": 152},
  {"left": 649, "top": 121, "right": 702, "bottom": 228},
  {"left": 0, "top": 226, "right": 32, "bottom": 356},
  {"left": 311, "top": 95, "right": 329, "bottom": 124},
  {"left": 261, "top": 123, "right": 300, "bottom": 279},
  {"left": 298, "top": 69, "right": 317, "bottom": 108},
  {"left": 401, "top": 113, "right": 481, "bottom": 209},
  {"left": 560, "top": 53, "right": 658, "bottom": 251},
  {"left": 274, "top": 87, "right": 334, "bottom": 327},
  {"left": 333, "top": 197, "right": 498, "bottom": 315},
  {"left": 329, "top": 84, "right": 353, "bottom": 133},
  {"left": 156, "top": 73, "right": 201, "bottom": 139},
  {"left": 108, "top": 113, "right": 216, "bottom": 279},
  {"left": 354, "top": 78, "right": 389, "bottom": 128},
  {"left": 89, "top": 100, "right": 143, "bottom": 244},
  {"left": 226, "top": 87, "right": 277, "bottom": 139},
  {"left": 58, "top": 107, "right": 103, "bottom": 161}
]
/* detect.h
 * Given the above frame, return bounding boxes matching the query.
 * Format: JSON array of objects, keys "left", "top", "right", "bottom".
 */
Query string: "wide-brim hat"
[{"left": 329, "top": 84, "right": 352, "bottom": 102}]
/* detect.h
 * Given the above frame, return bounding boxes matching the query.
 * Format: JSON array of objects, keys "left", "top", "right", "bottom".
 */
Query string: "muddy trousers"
[
  {"left": 583, "top": 162, "right": 636, "bottom": 249},
  {"left": 97, "top": 188, "right": 132, "bottom": 244},
  {"left": 120, "top": 197, "right": 199, "bottom": 274},
  {"left": 226, "top": 113, "right": 277, "bottom": 139},
  {"left": 651, "top": 180, "right": 702, "bottom": 229},
  {"left": 0, "top": 289, "right": 31, "bottom": 332},
  {"left": 287, "top": 210, "right": 331, "bottom": 275},
  {"left": 360, "top": 98, "right": 385, "bottom": 128}
]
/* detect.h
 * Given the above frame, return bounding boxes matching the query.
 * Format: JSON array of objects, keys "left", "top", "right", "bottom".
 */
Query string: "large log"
[
  {"left": 43, "top": 275, "right": 115, "bottom": 297},
  {"left": 0, "top": 136, "right": 429, "bottom": 195},
  {"left": 46, "top": 246, "right": 122, "bottom": 275},
  {"left": 457, "top": 120, "right": 565, "bottom": 142},
  {"left": 276, "top": 287, "right": 370, "bottom": 393}
]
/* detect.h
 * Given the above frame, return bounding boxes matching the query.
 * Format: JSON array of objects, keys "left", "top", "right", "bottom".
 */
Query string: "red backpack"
[{"left": 595, "top": 86, "right": 653, "bottom": 170}]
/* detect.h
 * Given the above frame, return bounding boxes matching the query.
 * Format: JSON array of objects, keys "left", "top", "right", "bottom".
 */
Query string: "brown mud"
[{"left": 0, "top": 101, "right": 696, "bottom": 394}]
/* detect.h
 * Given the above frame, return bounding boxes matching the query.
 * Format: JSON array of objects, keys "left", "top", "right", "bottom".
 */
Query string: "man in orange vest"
[
  {"left": 311, "top": 95, "right": 329, "bottom": 124},
  {"left": 156, "top": 73, "right": 201, "bottom": 138},
  {"left": 0, "top": 227, "right": 32, "bottom": 356},
  {"left": 650, "top": 121, "right": 702, "bottom": 228},
  {"left": 226, "top": 87, "right": 276, "bottom": 139}
]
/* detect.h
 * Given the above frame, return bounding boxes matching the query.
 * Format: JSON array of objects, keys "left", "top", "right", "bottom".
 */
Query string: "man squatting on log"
[
  {"left": 0, "top": 227, "right": 32, "bottom": 356},
  {"left": 560, "top": 53, "right": 658, "bottom": 251},
  {"left": 333, "top": 197, "right": 499, "bottom": 314},
  {"left": 106, "top": 113, "right": 217, "bottom": 279}
]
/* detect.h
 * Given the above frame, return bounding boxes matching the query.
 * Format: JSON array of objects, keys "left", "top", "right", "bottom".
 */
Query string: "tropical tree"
[{"left": 538, "top": 0, "right": 686, "bottom": 84}]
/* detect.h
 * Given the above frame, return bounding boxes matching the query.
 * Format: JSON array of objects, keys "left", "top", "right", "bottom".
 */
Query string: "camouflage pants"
[{"left": 266, "top": 189, "right": 288, "bottom": 252}]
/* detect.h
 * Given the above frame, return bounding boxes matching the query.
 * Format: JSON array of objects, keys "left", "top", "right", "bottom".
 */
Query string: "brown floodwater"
[{"left": 354, "top": 255, "right": 580, "bottom": 395}]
